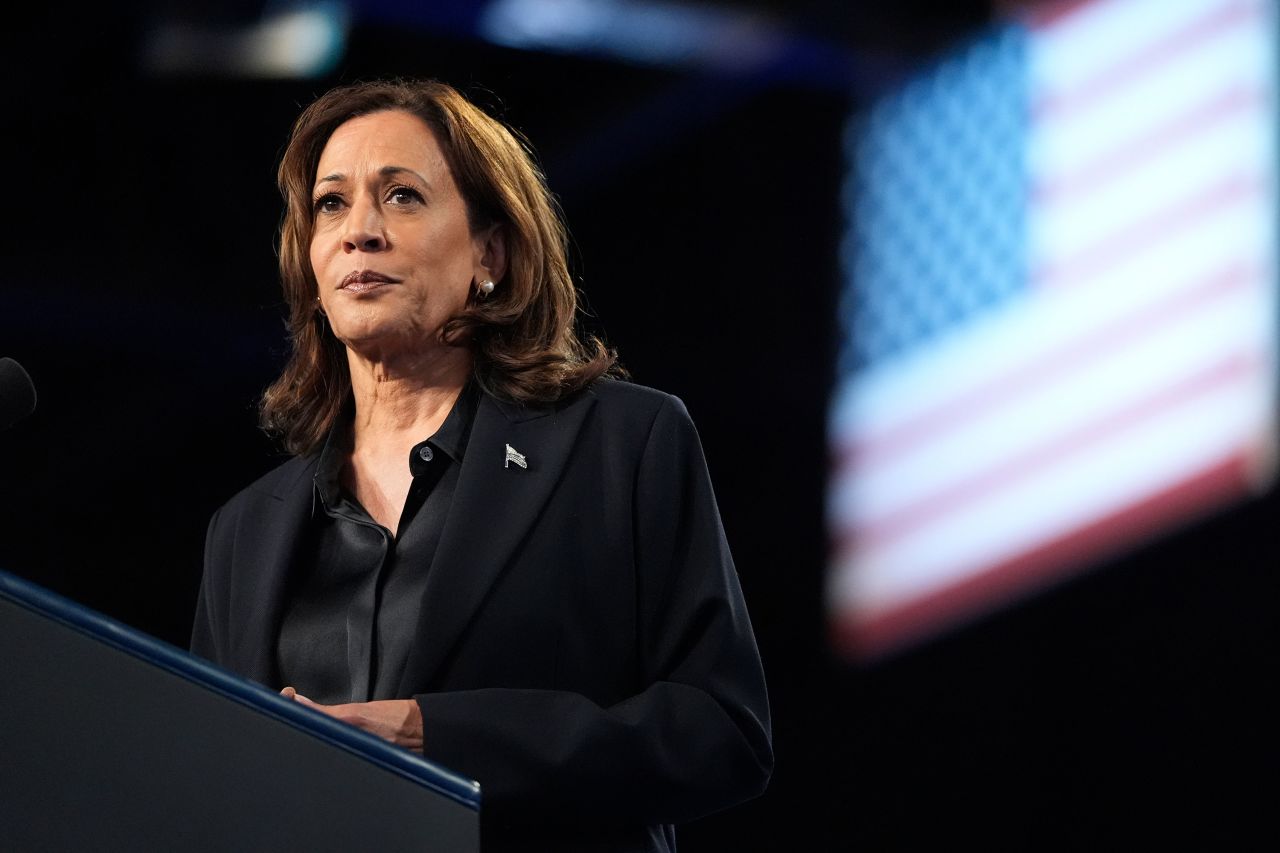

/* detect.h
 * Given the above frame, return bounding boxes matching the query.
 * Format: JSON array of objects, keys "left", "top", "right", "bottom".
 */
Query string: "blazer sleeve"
[
  {"left": 415, "top": 395, "right": 773, "bottom": 825},
  {"left": 190, "top": 506, "right": 223, "bottom": 663}
]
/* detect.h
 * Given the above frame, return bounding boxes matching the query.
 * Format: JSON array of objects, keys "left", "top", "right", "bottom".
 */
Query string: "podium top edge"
[{"left": 0, "top": 568, "right": 481, "bottom": 810}]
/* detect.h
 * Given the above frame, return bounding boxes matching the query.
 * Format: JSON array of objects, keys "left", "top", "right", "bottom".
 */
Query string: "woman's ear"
[{"left": 475, "top": 225, "right": 508, "bottom": 284}]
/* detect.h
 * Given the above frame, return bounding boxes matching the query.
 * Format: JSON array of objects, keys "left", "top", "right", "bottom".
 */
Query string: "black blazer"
[{"left": 191, "top": 379, "right": 773, "bottom": 852}]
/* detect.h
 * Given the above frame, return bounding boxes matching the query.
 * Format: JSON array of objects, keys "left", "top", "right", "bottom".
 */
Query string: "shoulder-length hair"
[{"left": 260, "top": 78, "right": 619, "bottom": 456}]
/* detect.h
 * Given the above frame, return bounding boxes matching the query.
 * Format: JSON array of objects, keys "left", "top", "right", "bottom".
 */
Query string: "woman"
[{"left": 191, "top": 79, "right": 772, "bottom": 851}]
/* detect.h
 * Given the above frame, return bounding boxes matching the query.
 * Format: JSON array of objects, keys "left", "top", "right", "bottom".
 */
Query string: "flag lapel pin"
[{"left": 504, "top": 443, "right": 527, "bottom": 469}]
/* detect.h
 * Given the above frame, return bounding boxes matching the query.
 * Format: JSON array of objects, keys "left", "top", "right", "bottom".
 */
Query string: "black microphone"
[{"left": 0, "top": 358, "right": 37, "bottom": 430}]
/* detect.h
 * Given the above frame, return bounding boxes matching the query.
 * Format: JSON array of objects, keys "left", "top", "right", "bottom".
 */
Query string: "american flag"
[{"left": 828, "top": 0, "right": 1278, "bottom": 659}]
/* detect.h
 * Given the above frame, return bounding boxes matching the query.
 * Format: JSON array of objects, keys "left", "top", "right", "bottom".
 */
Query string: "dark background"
[{"left": 2, "top": 1, "right": 1275, "bottom": 848}]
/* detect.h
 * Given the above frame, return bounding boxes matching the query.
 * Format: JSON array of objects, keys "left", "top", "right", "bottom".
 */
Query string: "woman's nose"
[{"left": 342, "top": 197, "right": 386, "bottom": 252}]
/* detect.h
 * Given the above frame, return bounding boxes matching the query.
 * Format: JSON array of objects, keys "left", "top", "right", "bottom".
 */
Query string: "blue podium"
[{"left": 0, "top": 569, "right": 480, "bottom": 851}]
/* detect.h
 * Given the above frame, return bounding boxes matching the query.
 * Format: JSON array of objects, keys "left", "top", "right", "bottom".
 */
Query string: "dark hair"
[{"left": 260, "top": 78, "right": 619, "bottom": 455}]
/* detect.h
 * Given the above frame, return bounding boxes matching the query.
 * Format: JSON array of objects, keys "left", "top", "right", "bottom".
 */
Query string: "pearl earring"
[{"left": 477, "top": 279, "right": 496, "bottom": 298}]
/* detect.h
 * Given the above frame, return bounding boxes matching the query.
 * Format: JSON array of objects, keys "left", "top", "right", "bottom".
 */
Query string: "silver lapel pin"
[{"left": 505, "top": 443, "right": 528, "bottom": 469}]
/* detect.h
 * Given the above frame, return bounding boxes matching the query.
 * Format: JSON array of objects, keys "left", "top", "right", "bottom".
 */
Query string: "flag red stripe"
[
  {"left": 1020, "top": 0, "right": 1102, "bottom": 31},
  {"left": 1032, "top": 0, "right": 1262, "bottom": 120},
  {"left": 838, "top": 262, "right": 1255, "bottom": 469},
  {"left": 1032, "top": 86, "right": 1267, "bottom": 204},
  {"left": 841, "top": 349, "right": 1263, "bottom": 553},
  {"left": 1033, "top": 175, "right": 1262, "bottom": 288},
  {"left": 831, "top": 452, "right": 1254, "bottom": 660}
]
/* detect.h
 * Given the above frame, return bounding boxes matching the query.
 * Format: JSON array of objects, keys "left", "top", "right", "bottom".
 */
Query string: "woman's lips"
[
  {"left": 340, "top": 280, "right": 392, "bottom": 294},
  {"left": 338, "top": 270, "right": 398, "bottom": 293}
]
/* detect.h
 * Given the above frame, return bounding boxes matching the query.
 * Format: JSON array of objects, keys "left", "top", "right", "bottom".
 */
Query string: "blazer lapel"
[
  {"left": 232, "top": 458, "right": 316, "bottom": 686},
  {"left": 398, "top": 390, "right": 596, "bottom": 694}
]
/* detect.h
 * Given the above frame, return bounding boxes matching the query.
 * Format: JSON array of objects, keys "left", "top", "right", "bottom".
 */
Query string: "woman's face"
[{"left": 309, "top": 109, "right": 500, "bottom": 361}]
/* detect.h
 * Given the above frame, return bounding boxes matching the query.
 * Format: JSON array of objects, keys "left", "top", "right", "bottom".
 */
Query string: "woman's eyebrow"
[
  {"left": 378, "top": 165, "right": 431, "bottom": 186},
  {"left": 313, "top": 166, "right": 431, "bottom": 190},
  {"left": 314, "top": 172, "right": 345, "bottom": 188}
]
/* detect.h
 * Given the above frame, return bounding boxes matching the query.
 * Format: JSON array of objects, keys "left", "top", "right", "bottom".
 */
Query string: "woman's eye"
[
  {"left": 314, "top": 194, "right": 343, "bottom": 214},
  {"left": 388, "top": 187, "right": 422, "bottom": 205}
]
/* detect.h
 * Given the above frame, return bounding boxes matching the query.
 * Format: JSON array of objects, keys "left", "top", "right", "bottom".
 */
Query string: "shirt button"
[{"left": 418, "top": 446, "right": 434, "bottom": 462}]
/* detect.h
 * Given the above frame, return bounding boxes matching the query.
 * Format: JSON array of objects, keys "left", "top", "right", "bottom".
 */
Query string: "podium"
[{"left": 0, "top": 569, "right": 480, "bottom": 851}]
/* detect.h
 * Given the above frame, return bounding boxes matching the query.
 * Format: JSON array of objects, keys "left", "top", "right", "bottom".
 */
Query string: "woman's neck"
[{"left": 345, "top": 346, "right": 472, "bottom": 454}]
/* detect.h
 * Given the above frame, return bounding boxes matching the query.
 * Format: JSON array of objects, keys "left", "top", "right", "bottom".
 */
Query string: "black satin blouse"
[{"left": 275, "top": 383, "right": 479, "bottom": 703}]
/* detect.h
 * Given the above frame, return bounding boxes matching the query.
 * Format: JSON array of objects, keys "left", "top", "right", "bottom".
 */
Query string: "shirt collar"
[
  {"left": 422, "top": 378, "right": 479, "bottom": 465},
  {"left": 313, "top": 410, "right": 352, "bottom": 515}
]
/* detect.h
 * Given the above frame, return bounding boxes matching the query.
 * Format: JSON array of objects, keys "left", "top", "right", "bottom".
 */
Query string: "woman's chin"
[{"left": 332, "top": 320, "right": 449, "bottom": 363}]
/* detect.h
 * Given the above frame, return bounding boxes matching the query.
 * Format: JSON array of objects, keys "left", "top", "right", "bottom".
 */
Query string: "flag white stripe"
[
  {"left": 830, "top": 192, "right": 1269, "bottom": 450},
  {"left": 1031, "top": 0, "right": 1261, "bottom": 105},
  {"left": 832, "top": 271, "right": 1269, "bottom": 530},
  {"left": 1033, "top": 119, "right": 1270, "bottom": 270},
  {"left": 834, "top": 365, "right": 1267, "bottom": 614}
]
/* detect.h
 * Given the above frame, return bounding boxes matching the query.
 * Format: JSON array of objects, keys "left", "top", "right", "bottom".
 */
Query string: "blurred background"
[{"left": 1, "top": 0, "right": 1276, "bottom": 847}]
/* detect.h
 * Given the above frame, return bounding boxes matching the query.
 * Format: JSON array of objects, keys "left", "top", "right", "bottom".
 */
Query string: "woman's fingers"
[
  {"left": 273, "top": 695, "right": 421, "bottom": 748},
  {"left": 280, "top": 685, "right": 322, "bottom": 708}
]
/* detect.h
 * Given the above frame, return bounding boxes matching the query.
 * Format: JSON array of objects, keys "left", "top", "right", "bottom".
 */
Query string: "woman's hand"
[{"left": 280, "top": 687, "right": 424, "bottom": 751}]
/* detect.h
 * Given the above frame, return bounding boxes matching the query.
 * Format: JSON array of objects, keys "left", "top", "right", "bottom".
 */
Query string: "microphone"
[{"left": 0, "top": 358, "right": 37, "bottom": 430}]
